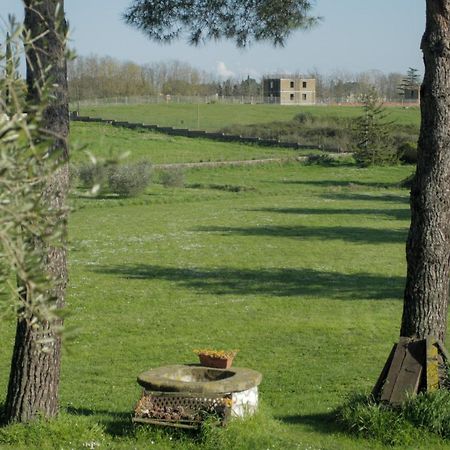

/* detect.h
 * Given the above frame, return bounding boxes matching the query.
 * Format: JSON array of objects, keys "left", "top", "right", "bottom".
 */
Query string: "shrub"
[
  {"left": 398, "top": 141, "right": 418, "bottom": 164},
  {"left": 304, "top": 154, "right": 354, "bottom": 167},
  {"left": 159, "top": 168, "right": 185, "bottom": 188},
  {"left": 108, "top": 160, "right": 151, "bottom": 197},
  {"left": 304, "top": 154, "right": 337, "bottom": 166},
  {"left": 78, "top": 163, "right": 108, "bottom": 190},
  {"left": 293, "top": 112, "right": 316, "bottom": 124},
  {"left": 68, "top": 164, "right": 79, "bottom": 188}
]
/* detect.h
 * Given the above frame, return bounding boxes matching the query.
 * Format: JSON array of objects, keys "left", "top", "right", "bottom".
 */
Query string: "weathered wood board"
[
  {"left": 389, "top": 340, "right": 423, "bottom": 405},
  {"left": 376, "top": 337, "right": 448, "bottom": 405},
  {"left": 380, "top": 338, "right": 409, "bottom": 403}
]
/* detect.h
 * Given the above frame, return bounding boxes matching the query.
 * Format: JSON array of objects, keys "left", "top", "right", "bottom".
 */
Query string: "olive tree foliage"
[
  {"left": 124, "top": 0, "right": 319, "bottom": 47},
  {"left": 0, "top": 18, "right": 66, "bottom": 341}
]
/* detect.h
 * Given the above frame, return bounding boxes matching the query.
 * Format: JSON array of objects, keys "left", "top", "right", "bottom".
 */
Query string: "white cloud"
[{"left": 216, "top": 61, "right": 235, "bottom": 79}]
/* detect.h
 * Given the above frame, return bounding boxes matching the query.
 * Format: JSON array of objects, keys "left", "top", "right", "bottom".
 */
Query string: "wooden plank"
[
  {"left": 380, "top": 338, "right": 409, "bottom": 402},
  {"left": 426, "top": 337, "right": 440, "bottom": 391},
  {"left": 372, "top": 344, "right": 397, "bottom": 399},
  {"left": 389, "top": 340, "right": 424, "bottom": 405}
]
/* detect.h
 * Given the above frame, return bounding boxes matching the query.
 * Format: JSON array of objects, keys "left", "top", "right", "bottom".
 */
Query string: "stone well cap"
[{"left": 137, "top": 364, "right": 262, "bottom": 394}]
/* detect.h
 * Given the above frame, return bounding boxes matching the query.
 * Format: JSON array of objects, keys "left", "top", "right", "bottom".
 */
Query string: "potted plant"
[{"left": 194, "top": 349, "right": 238, "bottom": 369}]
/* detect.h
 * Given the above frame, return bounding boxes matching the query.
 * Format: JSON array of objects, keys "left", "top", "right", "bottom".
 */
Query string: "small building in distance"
[{"left": 263, "top": 77, "right": 316, "bottom": 105}]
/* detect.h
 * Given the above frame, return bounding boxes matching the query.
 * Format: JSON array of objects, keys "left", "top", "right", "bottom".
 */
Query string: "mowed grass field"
[
  {"left": 2, "top": 117, "right": 446, "bottom": 449},
  {"left": 78, "top": 103, "right": 421, "bottom": 131},
  {"left": 70, "top": 122, "right": 317, "bottom": 165}
]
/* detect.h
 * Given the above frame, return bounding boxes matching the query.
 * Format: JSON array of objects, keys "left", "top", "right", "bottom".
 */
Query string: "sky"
[{"left": 2, "top": 0, "right": 425, "bottom": 80}]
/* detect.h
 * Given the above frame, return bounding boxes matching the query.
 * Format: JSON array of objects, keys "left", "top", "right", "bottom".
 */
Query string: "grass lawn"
[
  {"left": 77, "top": 103, "right": 421, "bottom": 131},
  {"left": 70, "top": 122, "right": 315, "bottom": 165},
  {"left": 2, "top": 124, "right": 445, "bottom": 448}
]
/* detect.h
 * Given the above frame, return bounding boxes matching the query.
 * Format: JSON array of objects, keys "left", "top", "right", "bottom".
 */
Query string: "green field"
[
  {"left": 70, "top": 122, "right": 316, "bottom": 165},
  {"left": 3, "top": 121, "right": 446, "bottom": 449},
  {"left": 78, "top": 103, "right": 421, "bottom": 131}
]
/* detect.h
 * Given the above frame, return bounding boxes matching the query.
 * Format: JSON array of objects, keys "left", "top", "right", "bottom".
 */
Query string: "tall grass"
[{"left": 337, "top": 391, "right": 450, "bottom": 446}]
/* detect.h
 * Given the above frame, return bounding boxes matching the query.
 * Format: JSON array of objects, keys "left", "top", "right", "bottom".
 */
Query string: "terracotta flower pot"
[{"left": 198, "top": 354, "right": 234, "bottom": 369}]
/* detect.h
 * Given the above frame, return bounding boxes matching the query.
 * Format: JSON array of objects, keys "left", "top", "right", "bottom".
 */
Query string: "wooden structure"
[{"left": 373, "top": 336, "right": 449, "bottom": 405}]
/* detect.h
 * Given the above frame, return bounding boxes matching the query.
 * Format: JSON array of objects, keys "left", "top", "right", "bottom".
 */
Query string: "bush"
[
  {"left": 398, "top": 141, "right": 418, "bottom": 164},
  {"left": 68, "top": 164, "right": 79, "bottom": 188},
  {"left": 304, "top": 154, "right": 337, "bottom": 166},
  {"left": 293, "top": 112, "right": 316, "bottom": 124},
  {"left": 78, "top": 163, "right": 108, "bottom": 190},
  {"left": 108, "top": 160, "right": 151, "bottom": 197},
  {"left": 159, "top": 168, "right": 185, "bottom": 188}
]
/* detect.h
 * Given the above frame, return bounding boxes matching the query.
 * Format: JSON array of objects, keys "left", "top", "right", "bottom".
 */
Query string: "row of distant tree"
[
  {"left": 67, "top": 55, "right": 262, "bottom": 100},
  {"left": 68, "top": 54, "right": 421, "bottom": 103}
]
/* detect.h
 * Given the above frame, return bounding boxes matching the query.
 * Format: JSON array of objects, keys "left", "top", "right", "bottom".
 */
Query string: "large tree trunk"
[
  {"left": 401, "top": 0, "right": 450, "bottom": 341},
  {"left": 4, "top": 0, "right": 69, "bottom": 423}
]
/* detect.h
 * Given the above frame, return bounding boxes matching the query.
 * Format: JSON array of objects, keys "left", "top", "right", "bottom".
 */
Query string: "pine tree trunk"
[
  {"left": 4, "top": 0, "right": 69, "bottom": 423},
  {"left": 401, "top": 0, "right": 450, "bottom": 341}
]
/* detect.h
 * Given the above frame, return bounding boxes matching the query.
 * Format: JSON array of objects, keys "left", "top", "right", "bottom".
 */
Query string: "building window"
[
  {"left": 303, "top": 81, "right": 307, "bottom": 88},
  {"left": 302, "top": 93, "right": 307, "bottom": 100},
  {"left": 270, "top": 81, "right": 273, "bottom": 88},
  {"left": 290, "top": 94, "right": 295, "bottom": 100},
  {"left": 290, "top": 81, "right": 294, "bottom": 88}
]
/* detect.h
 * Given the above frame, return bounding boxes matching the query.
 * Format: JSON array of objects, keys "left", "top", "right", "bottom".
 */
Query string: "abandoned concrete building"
[{"left": 263, "top": 77, "right": 316, "bottom": 105}]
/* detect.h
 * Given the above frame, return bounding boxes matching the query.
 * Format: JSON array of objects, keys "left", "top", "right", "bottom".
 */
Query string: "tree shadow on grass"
[
  {"left": 281, "top": 179, "right": 402, "bottom": 189},
  {"left": 249, "top": 207, "right": 410, "bottom": 221},
  {"left": 94, "top": 265, "right": 403, "bottom": 300},
  {"left": 196, "top": 225, "right": 407, "bottom": 245},
  {"left": 278, "top": 411, "right": 341, "bottom": 435},
  {"left": 322, "top": 192, "right": 409, "bottom": 204}
]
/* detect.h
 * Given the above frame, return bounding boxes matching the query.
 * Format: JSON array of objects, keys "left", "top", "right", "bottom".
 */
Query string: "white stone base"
[{"left": 231, "top": 386, "right": 259, "bottom": 418}]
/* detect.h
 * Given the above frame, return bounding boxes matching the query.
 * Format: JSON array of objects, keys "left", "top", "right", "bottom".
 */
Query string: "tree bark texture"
[
  {"left": 5, "top": 0, "right": 69, "bottom": 423},
  {"left": 401, "top": 0, "right": 450, "bottom": 341}
]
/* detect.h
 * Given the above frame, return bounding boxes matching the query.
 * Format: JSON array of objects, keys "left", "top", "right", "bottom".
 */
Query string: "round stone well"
[{"left": 134, "top": 364, "right": 262, "bottom": 426}]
